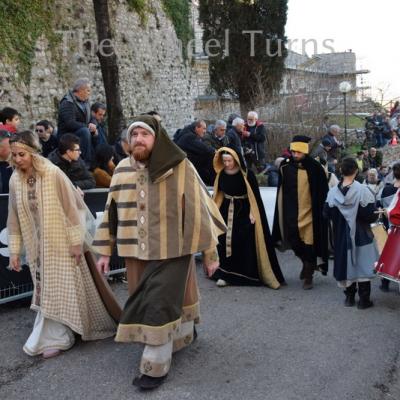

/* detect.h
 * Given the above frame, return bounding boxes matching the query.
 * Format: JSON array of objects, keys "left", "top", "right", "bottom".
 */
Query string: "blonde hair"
[{"left": 9, "top": 130, "right": 47, "bottom": 175}]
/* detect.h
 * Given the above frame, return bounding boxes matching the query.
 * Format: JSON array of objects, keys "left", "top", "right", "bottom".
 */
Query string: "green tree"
[{"left": 199, "top": 0, "right": 288, "bottom": 114}]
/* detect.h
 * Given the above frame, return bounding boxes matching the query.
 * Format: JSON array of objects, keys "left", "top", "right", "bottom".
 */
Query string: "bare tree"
[
  {"left": 92, "top": 0, "right": 125, "bottom": 143},
  {"left": 255, "top": 70, "right": 347, "bottom": 160}
]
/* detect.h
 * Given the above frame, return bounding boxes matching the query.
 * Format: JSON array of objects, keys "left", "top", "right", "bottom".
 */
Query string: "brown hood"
[
  {"left": 128, "top": 115, "right": 186, "bottom": 182},
  {"left": 213, "top": 146, "right": 245, "bottom": 175}
]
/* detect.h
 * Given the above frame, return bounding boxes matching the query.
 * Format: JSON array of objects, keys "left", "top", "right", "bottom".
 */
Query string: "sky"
[{"left": 285, "top": 0, "right": 400, "bottom": 104}]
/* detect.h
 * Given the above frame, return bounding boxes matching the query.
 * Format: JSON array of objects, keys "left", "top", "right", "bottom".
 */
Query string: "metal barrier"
[
  {"left": 0, "top": 187, "right": 277, "bottom": 305},
  {"left": 0, "top": 189, "right": 126, "bottom": 304},
  {"left": 0, "top": 278, "right": 34, "bottom": 304}
]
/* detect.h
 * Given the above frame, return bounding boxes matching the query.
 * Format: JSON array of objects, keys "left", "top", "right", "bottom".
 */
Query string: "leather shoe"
[
  {"left": 357, "top": 300, "right": 374, "bottom": 310},
  {"left": 193, "top": 326, "right": 198, "bottom": 342},
  {"left": 303, "top": 279, "right": 313, "bottom": 290},
  {"left": 299, "top": 267, "right": 305, "bottom": 280},
  {"left": 133, "top": 374, "right": 167, "bottom": 390}
]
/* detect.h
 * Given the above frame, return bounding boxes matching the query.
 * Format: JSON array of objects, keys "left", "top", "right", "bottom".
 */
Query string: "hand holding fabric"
[
  {"left": 69, "top": 244, "right": 82, "bottom": 265},
  {"left": 9, "top": 254, "right": 21, "bottom": 272},
  {"left": 97, "top": 255, "right": 110, "bottom": 274}
]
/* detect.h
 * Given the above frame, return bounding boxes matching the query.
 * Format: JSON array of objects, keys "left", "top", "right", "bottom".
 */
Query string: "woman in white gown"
[{"left": 7, "top": 131, "right": 116, "bottom": 358}]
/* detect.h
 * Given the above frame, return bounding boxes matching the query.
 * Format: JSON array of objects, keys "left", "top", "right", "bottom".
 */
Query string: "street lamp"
[{"left": 339, "top": 81, "right": 352, "bottom": 149}]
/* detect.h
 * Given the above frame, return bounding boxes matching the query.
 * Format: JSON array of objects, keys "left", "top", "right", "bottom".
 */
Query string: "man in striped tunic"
[{"left": 94, "top": 115, "right": 226, "bottom": 390}]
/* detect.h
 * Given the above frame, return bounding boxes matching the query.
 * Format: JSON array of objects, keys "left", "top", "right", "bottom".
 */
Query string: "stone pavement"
[{"left": 1, "top": 250, "right": 400, "bottom": 400}]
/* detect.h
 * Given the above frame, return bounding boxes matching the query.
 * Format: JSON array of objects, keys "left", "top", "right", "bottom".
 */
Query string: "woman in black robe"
[{"left": 211, "top": 146, "right": 285, "bottom": 288}]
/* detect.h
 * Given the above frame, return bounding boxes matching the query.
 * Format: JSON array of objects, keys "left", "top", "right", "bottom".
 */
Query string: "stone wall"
[
  {"left": 194, "top": 96, "right": 240, "bottom": 123},
  {"left": 382, "top": 144, "right": 400, "bottom": 166},
  {"left": 0, "top": 1, "right": 368, "bottom": 137},
  {"left": 0, "top": 0, "right": 195, "bottom": 136}
]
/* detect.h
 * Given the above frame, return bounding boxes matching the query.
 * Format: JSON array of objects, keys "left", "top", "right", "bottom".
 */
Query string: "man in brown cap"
[{"left": 94, "top": 115, "right": 225, "bottom": 390}]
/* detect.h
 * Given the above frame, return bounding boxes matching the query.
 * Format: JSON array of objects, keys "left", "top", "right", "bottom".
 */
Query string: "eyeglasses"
[{"left": 0, "top": 131, "right": 11, "bottom": 139}]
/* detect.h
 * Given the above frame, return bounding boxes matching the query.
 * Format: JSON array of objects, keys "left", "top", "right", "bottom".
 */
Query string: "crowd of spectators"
[
  {"left": 0, "top": 78, "right": 129, "bottom": 195},
  {"left": 172, "top": 111, "right": 268, "bottom": 185},
  {"left": 2, "top": 77, "right": 400, "bottom": 199},
  {"left": 364, "top": 107, "right": 400, "bottom": 148}
]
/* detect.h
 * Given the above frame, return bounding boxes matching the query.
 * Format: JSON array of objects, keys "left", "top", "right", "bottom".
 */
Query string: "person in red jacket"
[{"left": 0, "top": 107, "right": 21, "bottom": 133}]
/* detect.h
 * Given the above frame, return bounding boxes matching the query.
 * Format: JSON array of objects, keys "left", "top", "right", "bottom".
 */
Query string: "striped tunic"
[{"left": 93, "top": 157, "right": 226, "bottom": 260}]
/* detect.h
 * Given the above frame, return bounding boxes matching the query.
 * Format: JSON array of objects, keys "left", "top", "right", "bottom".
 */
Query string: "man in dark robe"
[{"left": 272, "top": 135, "right": 329, "bottom": 290}]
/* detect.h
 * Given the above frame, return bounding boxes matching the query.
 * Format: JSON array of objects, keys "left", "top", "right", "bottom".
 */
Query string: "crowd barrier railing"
[
  {"left": 0, "top": 189, "right": 125, "bottom": 304},
  {"left": 0, "top": 187, "right": 276, "bottom": 304}
]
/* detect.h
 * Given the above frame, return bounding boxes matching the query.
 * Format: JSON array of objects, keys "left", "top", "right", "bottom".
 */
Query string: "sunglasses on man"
[{"left": 0, "top": 130, "right": 11, "bottom": 139}]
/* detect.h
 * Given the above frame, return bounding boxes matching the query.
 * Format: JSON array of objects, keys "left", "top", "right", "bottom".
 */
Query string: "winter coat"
[
  {"left": 226, "top": 128, "right": 243, "bottom": 153},
  {"left": 203, "top": 132, "right": 230, "bottom": 150},
  {"left": 173, "top": 123, "right": 215, "bottom": 185},
  {"left": 48, "top": 149, "right": 95, "bottom": 190},
  {"left": 57, "top": 91, "right": 91, "bottom": 136},
  {"left": 242, "top": 121, "right": 267, "bottom": 163},
  {"left": 40, "top": 135, "right": 58, "bottom": 158}
]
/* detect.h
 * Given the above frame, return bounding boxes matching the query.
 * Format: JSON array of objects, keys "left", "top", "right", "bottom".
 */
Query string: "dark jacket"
[
  {"left": 113, "top": 140, "right": 129, "bottom": 165},
  {"left": 368, "top": 152, "right": 383, "bottom": 169},
  {"left": 226, "top": 128, "right": 243, "bottom": 153},
  {"left": 90, "top": 117, "right": 108, "bottom": 148},
  {"left": 0, "top": 161, "right": 12, "bottom": 193},
  {"left": 243, "top": 121, "right": 267, "bottom": 163},
  {"left": 174, "top": 123, "right": 215, "bottom": 185},
  {"left": 321, "top": 133, "right": 343, "bottom": 161},
  {"left": 203, "top": 132, "right": 230, "bottom": 150},
  {"left": 40, "top": 135, "right": 58, "bottom": 158},
  {"left": 48, "top": 149, "right": 96, "bottom": 190},
  {"left": 310, "top": 143, "right": 328, "bottom": 164},
  {"left": 57, "top": 91, "right": 91, "bottom": 136}
]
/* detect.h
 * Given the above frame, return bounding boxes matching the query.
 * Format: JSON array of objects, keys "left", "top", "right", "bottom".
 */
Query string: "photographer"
[
  {"left": 370, "top": 112, "right": 389, "bottom": 148},
  {"left": 390, "top": 114, "right": 400, "bottom": 137},
  {"left": 321, "top": 124, "right": 344, "bottom": 173},
  {"left": 242, "top": 111, "right": 267, "bottom": 172}
]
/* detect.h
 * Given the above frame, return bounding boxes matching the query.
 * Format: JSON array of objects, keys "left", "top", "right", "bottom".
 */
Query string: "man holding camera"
[{"left": 242, "top": 111, "right": 267, "bottom": 172}]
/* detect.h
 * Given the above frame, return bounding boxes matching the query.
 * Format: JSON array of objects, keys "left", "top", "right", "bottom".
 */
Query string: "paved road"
[{"left": 1, "top": 251, "right": 400, "bottom": 400}]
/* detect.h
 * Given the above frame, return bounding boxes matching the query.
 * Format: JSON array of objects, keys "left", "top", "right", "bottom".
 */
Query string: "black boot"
[
  {"left": 302, "top": 261, "right": 314, "bottom": 290},
  {"left": 299, "top": 263, "right": 305, "bottom": 280},
  {"left": 193, "top": 326, "right": 198, "bottom": 342},
  {"left": 379, "top": 278, "right": 390, "bottom": 293},
  {"left": 132, "top": 374, "right": 167, "bottom": 390},
  {"left": 357, "top": 281, "right": 374, "bottom": 310},
  {"left": 343, "top": 283, "right": 357, "bottom": 307}
]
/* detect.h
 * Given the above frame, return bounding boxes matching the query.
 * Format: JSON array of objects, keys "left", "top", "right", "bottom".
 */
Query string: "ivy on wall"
[
  {"left": 126, "top": 0, "right": 148, "bottom": 23},
  {"left": 0, "top": 0, "right": 193, "bottom": 85},
  {"left": 162, "top": 0, "right": 193, "bottom": 51},
  {"left": 126, "top": 0, "right": 193, "bottom": 56},
  {"left": 0, "top": 0, "right": 58, "bottom": 85}
]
